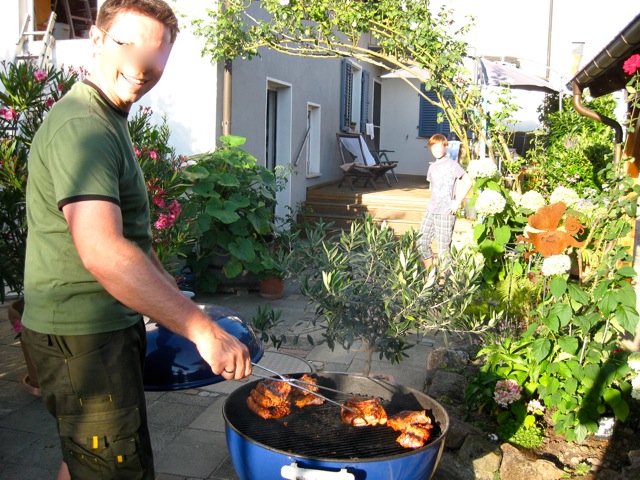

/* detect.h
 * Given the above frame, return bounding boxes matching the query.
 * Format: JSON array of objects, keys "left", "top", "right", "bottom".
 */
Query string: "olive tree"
[{"left": 192, "top": 0, "right": 503, "bottom": 164}]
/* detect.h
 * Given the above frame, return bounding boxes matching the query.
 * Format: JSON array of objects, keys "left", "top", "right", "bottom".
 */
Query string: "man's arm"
[{"left": 62, "top": 199, "right": 251, "bottom": 379}]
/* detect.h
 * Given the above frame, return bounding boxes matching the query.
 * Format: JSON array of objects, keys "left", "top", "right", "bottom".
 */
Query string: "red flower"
[
  {"left": 45, "top": 97, "right": 55, "bottom": 108},
  {"left": 623, "top": 54, "right": 640, "bottom": 76},
  {"left": 34, "top": 69, "right": 47, "bottom": 82},
  {"left": 1, "top": 108, "right": 17, "bottom": 120},
  {"left": 154, "top": 213, "right": 174, "bottom": 230},
  {"left": 168, "top": 200, "right": 181, "bottom": 219},
  {"left": 153, "top": 196, "right": 166, "bottom": 208}
]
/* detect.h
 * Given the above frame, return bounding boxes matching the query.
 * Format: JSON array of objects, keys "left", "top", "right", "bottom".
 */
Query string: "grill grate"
[{"left": 224, "top": 375, "right": 442, "bottom": 460}]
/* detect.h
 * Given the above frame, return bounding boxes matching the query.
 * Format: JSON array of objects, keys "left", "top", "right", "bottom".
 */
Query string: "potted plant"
[
  {"left": 181, "top": 135, "right": 285, "bottom": 293},
  {"left": 0, "top": 61, "right": 81, "bottom": 394}
]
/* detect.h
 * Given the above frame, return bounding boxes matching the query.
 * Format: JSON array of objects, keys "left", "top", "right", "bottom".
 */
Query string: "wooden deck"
[{"left": 300, "top": 174, "right": 472, "bottom": 239}]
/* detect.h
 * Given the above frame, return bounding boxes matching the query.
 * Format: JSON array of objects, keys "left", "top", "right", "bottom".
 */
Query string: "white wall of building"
[
  {"left": 379, "top": 77, "right": 433, "bottom": 177},
  {"left": 5, "top": 1, "right": 221, "bottom": 157}
]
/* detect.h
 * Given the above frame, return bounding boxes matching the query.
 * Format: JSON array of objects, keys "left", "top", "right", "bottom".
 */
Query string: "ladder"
[
  {"left": 15, "top": 12, "right": 57, "bottom": 69},
  {"left": 61, "top": 0, "right": 94, "bottom": 39}
]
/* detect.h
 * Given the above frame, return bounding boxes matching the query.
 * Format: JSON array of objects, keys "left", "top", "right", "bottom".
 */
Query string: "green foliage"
[
  {"left": 470, "top": 172, "right": 529, "bottom": 284},
  {"left": 0, "top": 61, "right": 82, "bottom": 302},
  {"left": 250, "top": 305, "right": 286, "bottom": 350},
  {"left": 292, "top": 214, "right": 487, "bottom": 375},
  {"left": 525, "top": 95, "right": 616, "bottom": 196},
  {"left": 496, "top": 420, "right": 544, "bottom": 449},
  {"left": 181, "top": 135, "right": 283, "bottom": 292},
  {"left": 128, "top": 106, "right": 192, "bottom": 273},
  {"left": 468, "top": 163, "right": 640, "bottom": 444}
]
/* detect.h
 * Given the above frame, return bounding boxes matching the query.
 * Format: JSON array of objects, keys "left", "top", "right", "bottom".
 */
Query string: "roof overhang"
[{"left": 568, "top": 13, "right": 640, "bottom": 97}]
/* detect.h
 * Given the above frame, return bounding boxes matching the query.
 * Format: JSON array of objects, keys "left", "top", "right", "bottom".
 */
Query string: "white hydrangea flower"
[
  {"left": 467, "top": 158, "right": 499, "bottom": 179},
  {"left": 632, "top": 374, "right": 640, "bottom": 400},
  {"left": 527, "top": 399, "right": 545, "bottom": 415},
  {"left": 541, "top": 254, "right": 571, "bottom": 276},
  {"left": 475, "top": 189, "right": 506, "bottom": 216},
  {"left": 509, "top": 191, "right": 521, "bottom": 205},
  {"left": 278, "top": 0, "right": 290, "bottom": 5},
  {"left": 518, "top": 190, "right": 546, "bottom": 211},
  {"left": 628, "top": 352, "right": 640, "bottom": 372},
  {"left": 550, "top": 186, "right": 580, "bottom": 208}
]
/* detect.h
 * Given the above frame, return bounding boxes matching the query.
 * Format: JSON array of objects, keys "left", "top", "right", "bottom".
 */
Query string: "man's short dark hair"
[{"left": 97, "top": 0, "right": 179, "bottom": 43}]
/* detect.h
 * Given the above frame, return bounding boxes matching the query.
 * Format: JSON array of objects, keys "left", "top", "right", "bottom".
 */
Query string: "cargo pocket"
[{"left": 58, "top": 406, "right": 144, "bottom": 480}]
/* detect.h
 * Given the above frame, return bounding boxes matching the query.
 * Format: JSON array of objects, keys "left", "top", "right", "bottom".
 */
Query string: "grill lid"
[{"left": 144, "top": 305, "right": 263, "bottom": 391}]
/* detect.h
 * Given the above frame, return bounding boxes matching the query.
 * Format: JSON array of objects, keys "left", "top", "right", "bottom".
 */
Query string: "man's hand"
[{"left": 190, "top": 319, "right": 252, "bottom": 380}]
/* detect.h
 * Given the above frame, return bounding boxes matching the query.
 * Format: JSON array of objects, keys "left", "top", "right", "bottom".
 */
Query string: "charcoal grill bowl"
[
  {"left": 224, "top": 372, "right": 449, "bottom": 480},
  {"left": 143, "top": 305, "right": 263, "bottom": 391}
]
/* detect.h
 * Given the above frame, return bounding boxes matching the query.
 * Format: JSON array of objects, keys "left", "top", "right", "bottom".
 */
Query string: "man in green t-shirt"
[{"left": 21, "top": 1, "right": 252, "bottom": 478}]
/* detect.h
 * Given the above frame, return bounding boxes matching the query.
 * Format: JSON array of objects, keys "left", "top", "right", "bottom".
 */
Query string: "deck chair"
[{"left": 336, "top": 133, "right": 398, "bottom": 190}]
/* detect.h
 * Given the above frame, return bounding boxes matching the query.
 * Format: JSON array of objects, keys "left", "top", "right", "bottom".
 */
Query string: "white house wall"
[
  {"left": 380, "top": 77, "right": 434, "bottom": 177},
  {"left": 5, "top": 1, "right": 221, "bottom": 157},
  {"left": 230, "top": 50, "right": 348, "bottom": 212}
]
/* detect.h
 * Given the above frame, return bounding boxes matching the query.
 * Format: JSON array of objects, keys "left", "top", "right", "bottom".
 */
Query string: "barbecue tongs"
[{"left": 250, "top": 362, "right": 359, "bottom": 414}]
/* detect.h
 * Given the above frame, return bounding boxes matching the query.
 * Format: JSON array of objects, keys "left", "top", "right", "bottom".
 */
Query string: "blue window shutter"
[
  {"left": 360, "top": 70, "right": 370, "bottom": 131},
  {"left": 418, "top": 86, "right": 452, "bottom": 138},
  {"left": 340, "top": 59, "right": 353, "bottom": 132}
]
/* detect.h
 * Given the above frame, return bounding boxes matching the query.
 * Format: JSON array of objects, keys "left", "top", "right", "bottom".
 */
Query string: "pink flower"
[
  {"left": 153, "top": 196, "right": 166, "bottom": 208},
  {"left": 33, "top": 69, "right": 47, "bottom": 82},
  {"left": 168, "top": 200, "right": 181, "bottom": 219},
  {"left": 57, "top": 82, "right": 65, "bottom": 91},
  {"left": 45, "top": 97, "right": 55, "bottom": 108},
  {"left": 1, "top": 108, "right": 17, "bottom": 120},
  {"left": 154, "top": 213, "right": 175, "bottom": 230},
  {"left": 623, "top": 54, "right": 640, "bottom": 76},
  {"left": 494, "top": 379, "right": 522, "bottom": 408},
  {"left": 149, "top": 150, "right": 158, "bottom": 160},
  {"left": 134, "top": 147, "right": 141, "bottom": 157}
]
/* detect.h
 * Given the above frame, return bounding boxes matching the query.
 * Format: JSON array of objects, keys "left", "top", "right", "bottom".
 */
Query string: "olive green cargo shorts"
[{"left": 22, "top": 320, "right": 154, "bottom": 479}]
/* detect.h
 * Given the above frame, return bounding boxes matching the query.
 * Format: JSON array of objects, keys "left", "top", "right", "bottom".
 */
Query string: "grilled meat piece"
[
  {"left": 341, "top": 397, "right": 387, "bottom": 427},
  {"left": 294, "top": 393, "right": 325, "bottom": 408},
  {"left": 246, "top": 395, "right": 291, "bottom": 419},
  {"left": 396, "top": 424, "right": 432, "bottom": 449},
  {"left": 387, "top": 410, "right": 433, "bottom": 449},
  {"left": 387, "top": 410, "right": 432, "bottom": 431},
  {"left": 256, "top": 379, "right": 293, "bottom": 404},
  {"left": 291, "top": 374, "right": 325, "bottom": 408},
  {"left": 247, "top": 375, "right": 326, "bottom": 419}
]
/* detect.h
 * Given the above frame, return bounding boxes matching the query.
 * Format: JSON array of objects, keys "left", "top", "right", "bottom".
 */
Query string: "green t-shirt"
[{"left": 23, "top": 81, "right": 152, "bottom": 335}]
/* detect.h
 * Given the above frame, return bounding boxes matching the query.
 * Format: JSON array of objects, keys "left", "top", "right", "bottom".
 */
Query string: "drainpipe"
[
  {"left": 222, "top": 58, "right": 232, "bottom": 136},
  {"left": 221, "top": 0, "right": 232, "bottom": 136},
  {"left": 572, "top": 83, "right": 623, "bottom": 165}
]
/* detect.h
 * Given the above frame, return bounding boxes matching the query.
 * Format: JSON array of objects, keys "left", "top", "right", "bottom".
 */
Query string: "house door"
[
  {"left": 265, "top": 81, "right": 292, "bottom": 223},
  {"left": 373, "top": 80, "right": 382, "bottom": 150},
  {"left": 266, "top": 89, "right": 278, "bottom": 172}
]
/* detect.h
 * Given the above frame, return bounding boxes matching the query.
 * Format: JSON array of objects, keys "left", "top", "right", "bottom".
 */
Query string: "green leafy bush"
[
  {"left": 293, "top": 214, "right": 487, "bottom": 375},
  {"left": 181, "top": 135, "right": 283, "bottom": 292},
  {"left": 128, "top": 106, "right": 192, "bottom": 273},
  {"left": 0, "top": 61, "right": 81, "bottom": 302}
]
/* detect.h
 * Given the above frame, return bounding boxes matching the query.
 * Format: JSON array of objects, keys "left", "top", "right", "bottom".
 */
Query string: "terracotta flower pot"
[
  {"left": 258, "top": 276, "right": 284, "bottom": 299},
  {"left": 8, "top": 299, "right": 41, "bottom": 396}
]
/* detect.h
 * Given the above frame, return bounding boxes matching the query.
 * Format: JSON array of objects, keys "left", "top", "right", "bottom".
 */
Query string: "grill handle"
[{"left": 281, "top": 463, "right": 355, "bottom": 480}]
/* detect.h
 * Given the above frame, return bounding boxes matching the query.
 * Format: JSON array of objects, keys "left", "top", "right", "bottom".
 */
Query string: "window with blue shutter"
[
  {"left": 418, "top": 86, "right": 452, "bottom": 138},
  {"left": 340, "top": 59, "right": 354, "bottom": 132}
]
